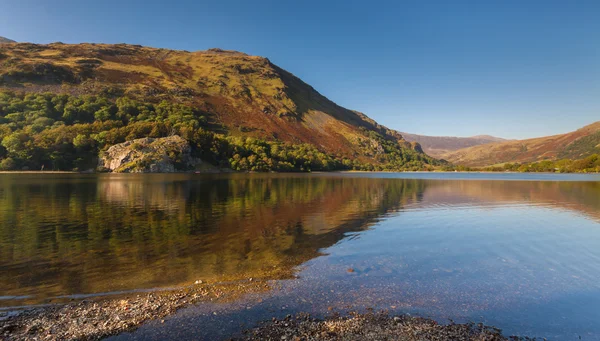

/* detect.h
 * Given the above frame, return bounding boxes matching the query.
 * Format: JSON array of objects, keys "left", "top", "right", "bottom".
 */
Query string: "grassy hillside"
[
  {"left": 442, "top": 122, "right": 600, "bottom": 167},
  {"left": 400, "top": 132, "right": 506, "bottom": 157},
  {"left": 0, "top": 42, "right": 441, "bottom": 171}
]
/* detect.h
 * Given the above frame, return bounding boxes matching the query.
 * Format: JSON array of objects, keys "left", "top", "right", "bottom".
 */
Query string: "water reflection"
[
  {"left": 0, "top": 174, "right": 425, "bottom": 306},
  {"left": 0, "top": 174, "right": 599, "bottom": 309}
]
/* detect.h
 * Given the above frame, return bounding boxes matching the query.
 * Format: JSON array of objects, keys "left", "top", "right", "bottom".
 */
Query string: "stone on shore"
[{"left": 99, "top": 135, "right": 200, "bottom": 173}]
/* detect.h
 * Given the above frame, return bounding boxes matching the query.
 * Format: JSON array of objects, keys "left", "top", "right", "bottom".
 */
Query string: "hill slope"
[
  {"left": 400, "top": 132, "right": 506, "bottom": 157},
  {"left": 442, "top": 122, "right": 600, "bottom": 166},
  {"left": 0, "top": 42, "right": 439, "bottom": 171},
  {"left": 0, "top": 37, "right": 15, "bottom": 44}
]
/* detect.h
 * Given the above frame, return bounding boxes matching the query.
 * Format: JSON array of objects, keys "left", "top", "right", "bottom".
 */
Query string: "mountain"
[
  {"left": 399, "top": 132, "right": 506, "bottom": 158},
  {"left": 442, "top": 122, "right": 600, "bottom": 166},
  {"left": 0, "top": 42, "right": 440, "bottom": 171},
  {"left": 0, "top": 37, "right": 15, "bottom": 44}
]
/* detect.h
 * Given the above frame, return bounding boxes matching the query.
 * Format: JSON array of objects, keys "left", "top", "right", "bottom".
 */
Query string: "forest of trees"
[
  {"left": 1, "top": 91, "right": 595, "bottom": 173},
  {"left": 0, "top": 91, "right": 435, "bottom": 172}
]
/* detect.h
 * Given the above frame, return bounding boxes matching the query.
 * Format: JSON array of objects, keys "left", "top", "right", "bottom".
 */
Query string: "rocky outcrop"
[
  {"left": 409, "top": 141, "right": 424, "bottom": 154},
  {"left": 100, "top": 135, "right": 199, "bottom": 173}
]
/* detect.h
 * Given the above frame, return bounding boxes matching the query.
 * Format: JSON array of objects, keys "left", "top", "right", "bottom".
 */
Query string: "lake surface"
[{"left": 1, "top": 172, "right": 600, "bottom": 340}]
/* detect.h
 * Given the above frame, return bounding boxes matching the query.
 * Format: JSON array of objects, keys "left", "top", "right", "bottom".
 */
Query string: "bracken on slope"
[
  {"left": 442, "top": 121, "right": 600, "bottom": 167},
  {"left": 0, "top": 42, "right": 438, "bottom": 170}
]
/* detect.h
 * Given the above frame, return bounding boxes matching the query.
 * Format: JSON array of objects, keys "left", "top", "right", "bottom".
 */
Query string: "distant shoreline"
[
  {"left": 0, "top": 170, "right": 597, "bottom": 175},
  {"left": 0, "top": 171, "right": 78, "bottom": 174}
]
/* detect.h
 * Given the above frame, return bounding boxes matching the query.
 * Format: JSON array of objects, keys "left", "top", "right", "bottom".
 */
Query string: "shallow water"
[{"left": 2, "top": 173, "right": 600, "bottom": 339}]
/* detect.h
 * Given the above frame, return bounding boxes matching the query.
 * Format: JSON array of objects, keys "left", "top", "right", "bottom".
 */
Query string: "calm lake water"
[{"left": 2, "top": 172, "right": 600, "bottom": 340}]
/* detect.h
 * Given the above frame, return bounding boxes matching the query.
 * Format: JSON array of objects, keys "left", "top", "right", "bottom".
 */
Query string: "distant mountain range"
[
  {"left": 442, "top": 121, "right": 600, "bottom": 166},
  {"left": 400, "top": 132, "right": 506, "bottom": 158},
  {"left": 0, "top": 36, "right": 15, "bottom": 43}
]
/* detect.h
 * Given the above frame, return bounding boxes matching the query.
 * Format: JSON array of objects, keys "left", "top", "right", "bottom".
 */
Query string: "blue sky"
[{"left": 1, "top": 0, "right": 599, "bottom": 139}]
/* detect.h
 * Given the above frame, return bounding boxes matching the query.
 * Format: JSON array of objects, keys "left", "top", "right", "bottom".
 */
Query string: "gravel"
[
  {"left": 0, "top": 278, "right": 272, "bottom": 341},
  {"left": 1, "top": 279, "right": 533, "bottom": 341},
  {"left": 236, "top": 312, "right": 530, "bottom": 341}
]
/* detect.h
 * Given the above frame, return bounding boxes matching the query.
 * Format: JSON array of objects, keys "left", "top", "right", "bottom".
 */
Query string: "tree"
[
  {"left": 0, "top": 157, "right": 16, "bottom": 170},
  {"left": 1, "top": 132, "right": 30, "bottom": 159},
  {"left": 94, "top": 106, "right": 116, "bottom": 121},
  {"left": 73, "top": 134, "right": 93, "bottom": 149}
]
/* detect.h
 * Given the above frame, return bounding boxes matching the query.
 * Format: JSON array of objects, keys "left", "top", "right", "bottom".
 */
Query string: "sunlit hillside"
[
  {"left": 443, "top": 121, "right": 600, "bottom": 167},
  {"left": 0, "top": 42, "right": 440, "bottom": 171}
]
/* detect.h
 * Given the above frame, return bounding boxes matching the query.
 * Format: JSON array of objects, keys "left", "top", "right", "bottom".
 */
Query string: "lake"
[{"left": 1, "top": 172, "right": 600, "bottom": 340}]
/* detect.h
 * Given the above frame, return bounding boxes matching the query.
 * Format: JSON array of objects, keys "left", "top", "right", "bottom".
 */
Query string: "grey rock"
[{"left": 99, "top": 135, "right": 200, "bottom": 173}]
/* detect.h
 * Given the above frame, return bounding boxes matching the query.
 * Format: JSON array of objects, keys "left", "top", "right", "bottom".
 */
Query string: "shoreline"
[
  {"left": 0, "top": 171, "right": 79, "bottom": 174},
  {"left": 1, "top": 282, "right": 523, "bottom": 341},
  {"left": 0, "top": 275, "right": 278, "bottom": 341},
  {"left": 0, "top": 170, "right": 597, "bottom": 175}
]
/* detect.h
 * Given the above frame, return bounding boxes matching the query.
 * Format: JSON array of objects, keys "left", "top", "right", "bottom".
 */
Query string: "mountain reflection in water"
[{"left": 0, "top": 173, "right": 599, "bottom": 313}]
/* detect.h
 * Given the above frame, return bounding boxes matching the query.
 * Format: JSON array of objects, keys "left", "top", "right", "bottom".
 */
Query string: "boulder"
[{"left": 100, "top": 135, "right": 199, "bottom": 173}]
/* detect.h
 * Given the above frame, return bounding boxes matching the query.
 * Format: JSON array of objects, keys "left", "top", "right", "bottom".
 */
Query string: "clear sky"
[{"left": 1, "top": 0, "right": 599, "bottom": 139}]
